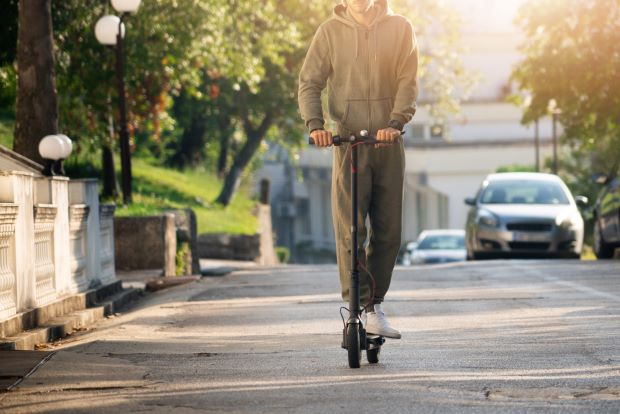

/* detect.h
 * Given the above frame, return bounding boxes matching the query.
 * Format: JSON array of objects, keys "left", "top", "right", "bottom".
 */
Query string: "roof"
[
  {"left": 419, "top": 229, "right": 466, "bottom": 237},
  {"left": 485, "top": 172, "right": 562, "bottom": 182}
]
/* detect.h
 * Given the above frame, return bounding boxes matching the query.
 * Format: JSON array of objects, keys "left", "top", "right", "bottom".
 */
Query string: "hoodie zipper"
[{"left": 366, "top": 30, "right": 371, "bottom": 134}]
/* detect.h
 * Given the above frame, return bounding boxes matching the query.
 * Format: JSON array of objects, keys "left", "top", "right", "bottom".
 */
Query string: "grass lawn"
[
  {"left": 114, "top": 158, "right": 258, "bottom": 235},
  {"left": 0, "top": 116, "right": 14, "bottom": 148},
  {"left": 0, "top": 113, "right": 256, "bottom": 234}
]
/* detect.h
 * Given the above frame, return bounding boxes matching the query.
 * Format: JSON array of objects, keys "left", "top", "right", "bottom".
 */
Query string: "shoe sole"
[{"left": 366, "top": 329, "right": 401, "bottom": 339}]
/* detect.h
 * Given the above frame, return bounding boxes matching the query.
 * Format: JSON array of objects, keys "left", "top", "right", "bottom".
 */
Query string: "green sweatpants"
[{"left": 331, "top": 138, "right": 405, "bottom": 307}]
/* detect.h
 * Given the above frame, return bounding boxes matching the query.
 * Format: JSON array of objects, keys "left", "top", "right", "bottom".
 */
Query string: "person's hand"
[
  {"left": 310, "top": 129, "right": 333, "bottom": 147},
  {"left": 375, "top": 127, "right": 401, "bottom": 148}
]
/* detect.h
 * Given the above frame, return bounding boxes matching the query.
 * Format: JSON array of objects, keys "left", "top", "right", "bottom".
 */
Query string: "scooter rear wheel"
[
  {"left": 367, "top": 346, "right": 380, "bottom": 364},
  {"left": 346, "top": 324, "right": 361, "bottom": 368}
]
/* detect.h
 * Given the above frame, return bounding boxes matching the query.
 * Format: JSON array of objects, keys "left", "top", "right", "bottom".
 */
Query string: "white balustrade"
[
  {"left": 50, "top": 177, "right": 71, "bottom": 296},
  {"left": 33, "top": 205, "right": 57, "bottom": 306},
  {"left": 33, "top": 178, "right": 57, "bottom": 306},
  {"left": 0, "top": 203, "right": 18, "bottom": 320},
  {"left": 99, "top": 204, "right": 116, "bottom": 284},
  {"left": 68, "top": 204, "right": 89, "bottom": 293},
  {"left": 0, "top": 169, "right": 116, "bottom": 325}
]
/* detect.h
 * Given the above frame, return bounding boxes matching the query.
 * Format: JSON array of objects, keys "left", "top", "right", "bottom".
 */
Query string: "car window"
[
  {"left": 417, "top": 235, "right": 465, "bottom": 250},
  {"left": 480, "top": 180, "right": 570, "bottom": 205}
]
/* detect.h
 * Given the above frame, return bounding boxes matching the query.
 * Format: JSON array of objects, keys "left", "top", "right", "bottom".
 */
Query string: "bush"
[
  {"left": 176, "top": 242, "right": 190, "bottom": 276},
  {"left": 275, "top": 246, "right": 290, "bottom": 264}
]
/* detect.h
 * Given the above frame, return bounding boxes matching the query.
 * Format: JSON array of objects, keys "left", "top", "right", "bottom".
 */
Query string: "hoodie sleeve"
[
  {"left": 390, "top": 21, "right": 419, "bottom": 127},
  {"left": 298, "top": 25, "right": 332, "bottom": 132}
]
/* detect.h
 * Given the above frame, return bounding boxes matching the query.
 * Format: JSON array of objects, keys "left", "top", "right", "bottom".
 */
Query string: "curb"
[{"left": 0, "top": 284, "right": 140, "bottom": 351}]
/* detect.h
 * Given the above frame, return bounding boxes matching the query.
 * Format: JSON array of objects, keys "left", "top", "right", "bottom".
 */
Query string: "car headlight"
[
  {"left": 555, "top": 212, "right": 576, "bottom": 229},
  {"left": 477, "top": 209, "right": 500, "bottom": 228}
]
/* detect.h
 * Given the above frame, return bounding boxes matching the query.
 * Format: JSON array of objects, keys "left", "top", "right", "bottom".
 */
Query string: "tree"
[
  {"left": 14, "top": 0, "right": 59, "bottom": 164},
  {"left": 512, "top": 0, "right": 620, "bottom": 180}
]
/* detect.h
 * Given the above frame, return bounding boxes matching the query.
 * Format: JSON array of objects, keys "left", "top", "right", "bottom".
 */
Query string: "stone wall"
[
  {"left": 114, "top": 214, "right": 177, "bottom": 277},
  {"left": 197, "top": 233, "right": 261, "bottom": 261},
  {"left": 198, "top": 205, "right": 278, "bottom": 265}
]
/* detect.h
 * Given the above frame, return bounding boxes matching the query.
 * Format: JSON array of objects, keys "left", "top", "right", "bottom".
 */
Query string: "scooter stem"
[{"left": 349, "top": 138, "right": 360, "bottom": 322}]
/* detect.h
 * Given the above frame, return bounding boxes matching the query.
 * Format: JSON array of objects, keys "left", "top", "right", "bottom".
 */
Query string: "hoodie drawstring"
[
  {"left": 374, "top": 24, "right": 378, "bottom": 63},
  {"left": 355, "top": 27, "right": 359, "bottom": 60}
]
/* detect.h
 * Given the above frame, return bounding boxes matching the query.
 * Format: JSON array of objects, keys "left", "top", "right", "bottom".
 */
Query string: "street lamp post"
[
  {"left": 95, "top": 0, "right": 141, "bottom": 205},
  {"left": 548, "top": 99, "right": 562, "bottom": 175},
  {"left": 534, "top": 119, "right": 540, "bottom": 172}
]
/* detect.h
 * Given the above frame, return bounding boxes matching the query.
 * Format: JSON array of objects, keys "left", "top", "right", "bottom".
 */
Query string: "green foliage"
[
  {"left": 115, "top": 158, "right": 257, "bottom": 235},
  {"left": 392, "top": 0, "right": 478, "bottom": 123},
  {"left": 0, "top": 66, "right": 16, "bottom": 118},
  {"left": 512, "top": 0, "right": 620, "bottom": 177},
  {"left": 496, "top": 165, "right": 537, "bottom": 173},
  {"left": 0, "top": 0, "right": 17, "bottom": 66},
  {"left": 275, "top": 246, "right": 290, "bottom": 264},
  {"left": 176, "top": 242, "right": 190, "bottom": 276},
  {"left": 0, "top": 116, "right": 14, "bottom": 148}
]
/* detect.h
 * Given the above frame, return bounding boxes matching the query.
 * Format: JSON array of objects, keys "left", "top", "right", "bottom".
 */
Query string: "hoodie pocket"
[
  {"left": 340, "top": 99, "right": 368, "bottom": 133},
  {"left": 369, "top": 97, "right": 393, "bottom": 132},
  {"left": 340, "top": 97, "right": 394, "bottom": 134}
]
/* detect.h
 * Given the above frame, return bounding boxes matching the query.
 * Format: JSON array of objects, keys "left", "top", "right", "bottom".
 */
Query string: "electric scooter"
[{"left": 309, "top": 129, "right": 395, "bottom": 368}]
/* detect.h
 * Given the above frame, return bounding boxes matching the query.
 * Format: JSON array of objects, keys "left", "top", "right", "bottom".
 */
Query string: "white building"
[{"left": 260, "top": 0, "right": 555, "bottom": 262}]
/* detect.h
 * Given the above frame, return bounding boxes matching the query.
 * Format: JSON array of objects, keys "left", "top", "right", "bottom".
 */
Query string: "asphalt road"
[{"left": 1, "top": 260, "right": 619, "bottom": 413}]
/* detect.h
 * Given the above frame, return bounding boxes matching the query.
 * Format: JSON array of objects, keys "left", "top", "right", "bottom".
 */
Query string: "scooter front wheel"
[{"left": 346, "top": 324, "right": 361, "bottom": 368}]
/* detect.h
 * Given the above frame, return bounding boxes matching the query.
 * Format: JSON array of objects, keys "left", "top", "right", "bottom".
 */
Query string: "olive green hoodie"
[{"left": 298, "top": 0, "right": 418, "bottom": 135}]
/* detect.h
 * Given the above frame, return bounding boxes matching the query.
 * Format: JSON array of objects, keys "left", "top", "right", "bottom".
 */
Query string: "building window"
[{"left": 430, "top": 124, "right": 444, "bottom": 139}]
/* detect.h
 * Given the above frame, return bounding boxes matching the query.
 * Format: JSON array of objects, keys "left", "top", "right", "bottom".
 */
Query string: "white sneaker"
[{"left": 365, "top": 303, "right": 401, "bottom": 339}]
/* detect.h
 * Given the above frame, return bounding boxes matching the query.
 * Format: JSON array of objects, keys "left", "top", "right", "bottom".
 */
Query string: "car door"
[{"left": 600, "top": 178, "right": 620, "bottom": 242}]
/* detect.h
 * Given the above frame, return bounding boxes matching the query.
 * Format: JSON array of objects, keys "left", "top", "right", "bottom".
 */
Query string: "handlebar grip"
[{"left": 308, "top": 135, "right": 342, "bottom": 146}]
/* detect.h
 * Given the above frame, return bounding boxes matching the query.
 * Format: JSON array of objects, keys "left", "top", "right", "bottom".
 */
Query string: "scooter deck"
[{"left": 366, "top": 334, "right": 385, "bottom": 350}]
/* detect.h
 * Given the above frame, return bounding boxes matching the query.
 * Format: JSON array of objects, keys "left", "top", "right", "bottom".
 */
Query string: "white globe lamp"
[
  {"left": 111, "top": 0, "right": 142, "bottom": 13},
  {"left": 39, "top": 135, "right": 64, "bottom": 176},
  {"left": 56, "top": 134, "right": 73, "bottom": 159},
  {"left": 95, "top": 15, "right": 125, "bottom": 46}
]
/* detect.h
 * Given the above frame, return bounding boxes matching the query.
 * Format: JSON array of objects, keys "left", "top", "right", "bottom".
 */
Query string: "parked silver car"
[
  {"left": 401, "top": 230, "right": 466, "bottom": 265},
  {"left": 465, "top": 173, "right": 587, "bottom": 259}
]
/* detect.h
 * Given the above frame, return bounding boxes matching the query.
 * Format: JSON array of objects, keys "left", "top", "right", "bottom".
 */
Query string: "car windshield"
[
  {"left": 417, "top": 235, "right": 465, "bottom": 250},
  {"left": 480, "top": 180, "right": 570, "bottom": 205}
]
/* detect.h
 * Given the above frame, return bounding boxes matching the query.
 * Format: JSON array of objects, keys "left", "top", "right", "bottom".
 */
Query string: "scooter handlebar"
[{"left": 308, "top": 130, "right": 404, "bottom": 146}]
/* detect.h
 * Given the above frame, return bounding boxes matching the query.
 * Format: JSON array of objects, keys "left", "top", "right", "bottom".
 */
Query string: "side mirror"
[
  {"left": 406, "top": 242, "right": 418, "bottom": 251},
  {"left": 464, "top": 197, "right": 476, "bottom": 206},
  {"left": 575, "top": 196, "right": 588, "bottom": 208},
  {"left": 592, "top": 173, "right": 609, "bottom": 185}
]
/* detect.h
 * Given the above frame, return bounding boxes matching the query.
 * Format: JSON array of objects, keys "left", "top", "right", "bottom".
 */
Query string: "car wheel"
[{"left": 593, "top": 219, "right": 615, "bottom": 259}]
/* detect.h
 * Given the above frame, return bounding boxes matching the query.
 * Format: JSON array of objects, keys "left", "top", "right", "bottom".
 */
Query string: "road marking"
[{"left": 508, "top": 263, "right": 620, "bottom": 302}]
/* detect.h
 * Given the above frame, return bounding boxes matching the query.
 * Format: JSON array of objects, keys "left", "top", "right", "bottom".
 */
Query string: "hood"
[
  {"left": 332, "top": 0, "right": 393, "bottom": 61},
  {"left": 481, "top": 204, "right": 575, "bottom": 221},
  {"left": 333, "top": 0, "right": 393, "bottom": 28},
  {"left": 413, "top": 249, "right": 467, "bottom": 264}
]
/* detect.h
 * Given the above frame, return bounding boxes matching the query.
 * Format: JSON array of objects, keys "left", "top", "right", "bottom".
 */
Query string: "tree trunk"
[
  {"left": 101, "top": 144, "right": 118, "bottom": 199},
  {"left": 215, "top": 133, "right": 263, "bottom": 206},
  {"left": 216, "top": 112, "right": 272, "bottom": 206},
  {"left": 13, "top": 0, "right": 58, "bottom": 164},
  {"left": 217, "top": 116, "right": 232, "bottom": 177},
  {"left": 217, "top": 133, "right": 229, "bottom": 178}
]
